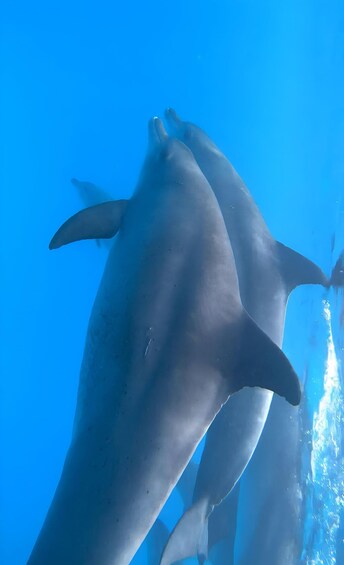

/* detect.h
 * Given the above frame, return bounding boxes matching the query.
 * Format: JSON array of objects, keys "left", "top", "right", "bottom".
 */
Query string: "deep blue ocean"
[{"left": 1, "top": 1, "right": 343, "bottom": 564}]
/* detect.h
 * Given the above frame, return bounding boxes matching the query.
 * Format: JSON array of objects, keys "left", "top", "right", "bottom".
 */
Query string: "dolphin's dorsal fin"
[
  {"left": 49, "top": 200, "right": 129, "bottom": 250},
  {"left": 229, "top": 313, "right": 301, "bottom": 406},
  {"left": 276, "top": 241, "right": 330, "bottom": 292}
]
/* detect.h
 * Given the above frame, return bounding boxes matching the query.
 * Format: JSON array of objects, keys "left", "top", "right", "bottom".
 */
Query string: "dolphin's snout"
[
  {"left": 148, "top": 117, "right": 168, "bottom": 147},
  {"left": 165, "top": 108, "right": 183, "bottom": 134},
  {"left": 165, "top": 107, "right": 182, "bottom": 124},
  {"left": 165, "top": 108, "right": 193, "bottom": 143}
]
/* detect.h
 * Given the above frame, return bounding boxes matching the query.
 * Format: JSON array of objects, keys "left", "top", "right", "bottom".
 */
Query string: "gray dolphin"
[
  {"left": 160, "top": 109, "right": 331, "bottom": 565},
  {"left": 28, "top": 118, "right": 300, "bottom": 565}
]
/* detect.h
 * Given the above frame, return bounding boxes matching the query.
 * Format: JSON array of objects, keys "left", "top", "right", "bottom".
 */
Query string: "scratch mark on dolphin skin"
[
  {"left": 144, "top": 327, "right": 153, "bottom": 358},
  {"left": 144, "top": 338, "right": 152, "bottom": 357}
]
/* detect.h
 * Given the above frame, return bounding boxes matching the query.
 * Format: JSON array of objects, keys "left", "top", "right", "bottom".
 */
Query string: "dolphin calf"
[
  {"left": 160, "top": 109, "right": 331, "bottom": 565},
  {"left": 28, "top": 118, "right": 300, "bottom": 565}
]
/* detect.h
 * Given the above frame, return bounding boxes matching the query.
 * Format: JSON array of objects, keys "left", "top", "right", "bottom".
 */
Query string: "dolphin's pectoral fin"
[
  {"left": 276, "top": 241, "right": 330, "bottom": 292},
  {"left": 160, "top": 500, "right": 208, "bottom": 565},
  {"left": 230, "top": 313, "right": 301, "bottom": 406},
  {"left": 49, "top": 200, "right": 129, "bottom": 250}
]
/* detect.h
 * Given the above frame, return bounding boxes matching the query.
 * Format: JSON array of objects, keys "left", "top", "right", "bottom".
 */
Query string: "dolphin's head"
[
  {"left": 164, "top": 108, "right": 190, "bottom": 138},
  {"left": 165, "top": 108, "right": 221, "bottom": 159},
  {"left": 148, "top": 116, "right": 169, "bottom": 151},
  {"left": 139, "top": 117, "right": 201, "bottom": 190},
  {"left": 147, "top": 116, "right": 193, "bottom": 161}
]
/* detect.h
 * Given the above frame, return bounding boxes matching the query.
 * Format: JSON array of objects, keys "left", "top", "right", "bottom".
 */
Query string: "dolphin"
[
  {"left": 28, "top": 118, "right": 300, "bottom": 565},
  {"left": 74, "top": 172, "right": 238, "bottom": 564},
  {"left": 160, "top": 109, "right": 332, "bottom": 565},
  {"left": 208, "top": 487, "right": 239, "bottom": 565}
]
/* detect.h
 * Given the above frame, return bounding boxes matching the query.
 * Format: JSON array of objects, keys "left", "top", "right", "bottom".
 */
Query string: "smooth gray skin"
[
  {"left": 72, "top": 177, "right": 115, "bottom": 250},
  {"left": 73, "top": 178, "right": 201, "bottom": 562},
  {"left": 74, "top": 177, "right": 168, "bottom": 564},
  {"left": 145, "top": 460, "right": 198, "bottom": 565},
  {"left": 161, "top": 109, "right": 330, "bottom": 565},
  {"left": 208, "top": 487, "right": 239, "bottom": 565},
  {"left": 28, "top": 118, "right": 299, "bottom": 565}
]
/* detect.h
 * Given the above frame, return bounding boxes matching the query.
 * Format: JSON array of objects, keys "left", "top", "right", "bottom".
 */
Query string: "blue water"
[{"left": 1, "top": 1, "right": 344, "bottom": 563}]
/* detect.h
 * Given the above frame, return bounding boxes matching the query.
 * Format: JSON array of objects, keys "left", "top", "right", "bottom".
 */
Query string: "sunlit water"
[{"left": 302, "top": 300, "right": 344, "bottom": 565}]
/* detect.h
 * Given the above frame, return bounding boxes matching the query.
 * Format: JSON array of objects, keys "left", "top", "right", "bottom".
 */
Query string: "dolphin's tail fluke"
[{"left": 160, "top": 500, "right": 208, "bottom": 565}]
